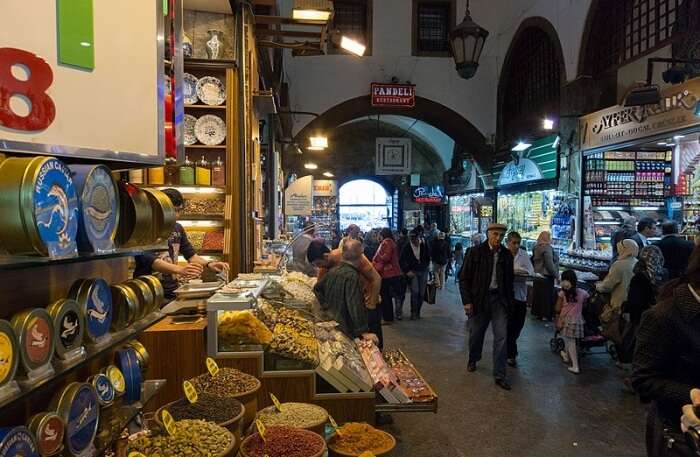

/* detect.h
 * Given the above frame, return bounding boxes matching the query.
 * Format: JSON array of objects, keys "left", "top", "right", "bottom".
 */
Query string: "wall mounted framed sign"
[
  {"left": 376, "top": 138, "right": 412, "bottom": 175},
  {"left": 0, "top": 0, "right": 165, "bottom": 164}
]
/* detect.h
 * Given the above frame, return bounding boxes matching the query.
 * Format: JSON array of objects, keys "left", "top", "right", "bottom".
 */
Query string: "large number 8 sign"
[{"left": 0, "top": 48, "right": 56, "bottom": 131}]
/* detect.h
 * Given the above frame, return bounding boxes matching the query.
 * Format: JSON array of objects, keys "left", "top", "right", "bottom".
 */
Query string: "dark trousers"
[
  {"left": 469, "top": 291, "right": 508, "bottom": 380},
  {"left": 410, "top": 270, "right": 428, "bottom": 316},
  {"left": 507, "top": 299, "right": 527, "bottom": 359},
  {"left": 368, "top": 308, "right": 383, "bottom": 349},
  {"left": 380, "top": 276, "right": 403, "bottom": 322}
]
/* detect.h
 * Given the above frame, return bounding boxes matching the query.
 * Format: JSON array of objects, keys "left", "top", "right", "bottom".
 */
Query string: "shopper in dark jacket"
[
  {"left": 399, "top": 228, "right": 431, "bottom": 320},
  {"left": 430, "top": 232, "right": 451, "bottom": 289},
  {"left": 654, "top": 222, "right": 694, "bottom": 279},
  {"left": 459, "top": 223, "right": 514, "bottom": 390},
  {"left": 632, "top": 246, "right": 700, "bottom": 457}
]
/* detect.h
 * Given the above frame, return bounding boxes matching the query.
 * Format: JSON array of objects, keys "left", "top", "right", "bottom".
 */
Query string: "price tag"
[
  {"left": 270, "top": 393, "right": 282, "bottom": 412},
  {"left": 183, "top": 380, "right": 198, "bottom": 404},
  {"left": 128, "top": 453, "right": 147, "bottom": 457},
  {"left": 161, "top": 409, "right": 176, "bottom": 436},
  {"left": 329, "top": 415, "right": 342, "bottom": 436},
  {"left": 206, "top": 357, "right": 220, "bottom": 377},
  {"left": 359, "top": 452, "right": 376, "bottom": 457},
  {"left": 255, "top": 419, "right": 267, "bottom": 441}
]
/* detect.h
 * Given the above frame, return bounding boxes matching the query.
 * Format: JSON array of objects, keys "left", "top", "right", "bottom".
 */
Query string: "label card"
[{"left": 206, "top": 357, "right": 220, "bottom": 376}]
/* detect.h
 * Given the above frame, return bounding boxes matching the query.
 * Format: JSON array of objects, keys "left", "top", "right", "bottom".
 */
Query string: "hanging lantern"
[{"left": 449, "top": 0, "right": 489, "bottom": 80}]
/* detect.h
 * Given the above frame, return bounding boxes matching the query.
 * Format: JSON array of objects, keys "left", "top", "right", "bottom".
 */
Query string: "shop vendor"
[{"left": 134, "top": 188, "right": 229, "bottom": 301}]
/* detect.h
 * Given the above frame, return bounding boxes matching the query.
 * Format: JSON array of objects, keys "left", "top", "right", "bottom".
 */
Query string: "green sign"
[
  {"left": 492, "top": 134, "right": 559, "bottom": 187},
  {"left": 57, "top": 0, "right": 95, "bottom": 70}
]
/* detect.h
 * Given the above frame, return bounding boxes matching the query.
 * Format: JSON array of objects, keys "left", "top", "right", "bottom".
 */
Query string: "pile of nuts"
[
  {"left": 242, "top": 426, "right": 325, "bottom": 457},
  {"left": 189, "top": 368, "right": 260, "bottom": 397},
  {"left": 257, "top": 402, "right": 327, "bottom": 429},
  {"left": 128, "top": 419, "right": 231, "bottom": 456},
  {"left": 167, "top": 393, "right": 243, "bottom": 424},
  {"left": 182, "top": 199, "right": 225, "bottom": 216}
]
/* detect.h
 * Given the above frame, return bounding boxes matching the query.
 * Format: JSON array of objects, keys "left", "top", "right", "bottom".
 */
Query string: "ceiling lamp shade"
[
  {"left": 449, "top": 1, "right": 489, "bottom": 80},
  {"left": 293, "top": 0, "right": 333, "bottom": 22}
]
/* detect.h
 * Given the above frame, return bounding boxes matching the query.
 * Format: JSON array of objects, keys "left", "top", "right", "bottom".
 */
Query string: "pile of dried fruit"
[
  {"left": 242, "top": 426, "right": 325, "bottom": 457},
  {"left": 218, "top": 310, "right": 273, "bottom": 345},
  {"left": 128, "top": 419, "right": 231, "bottom": 456},
  {"left": 189, "top": 368, "right": 260, "bottom": 397}
]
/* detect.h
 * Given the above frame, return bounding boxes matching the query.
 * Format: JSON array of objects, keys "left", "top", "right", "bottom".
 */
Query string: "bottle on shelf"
[
  {"left": 128, "top": 168, "right": 144, "bottom": 185},
  {"left": 211, "top": 156, "right": 225, "bottom": 187},
  {"left": 164, "top": 157, "right": 179, "bottom": 186},
  {"left": 179, "top": 156, "right": 195, "bottom": 185},
  {"left": 196, "top": 156, "right": 211, "bottom": 186},
  {"left": 148, "top": 165, "right": 165, "bottom": 185}
]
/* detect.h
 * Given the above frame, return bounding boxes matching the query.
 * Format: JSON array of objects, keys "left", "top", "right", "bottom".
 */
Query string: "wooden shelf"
[
  {"left": 185, "top": 104, "right": 226, "bottom": 109},
  {"left": 186, "top": 145, "right": 227, "bottom": 149},
  {"left": 0, "top": 245, "right": 167, "bottom": 271},
  {"left": 184, "top": 58, "right": 236, "bottom": 70}
]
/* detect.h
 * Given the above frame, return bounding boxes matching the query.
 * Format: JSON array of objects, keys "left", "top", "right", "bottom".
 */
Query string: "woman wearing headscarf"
[
  {"left": 597, "top": 239, "right": 639, "bottom": 344},
  {"left": 531, "top": 231, "right": 560, "bottom": 321}
]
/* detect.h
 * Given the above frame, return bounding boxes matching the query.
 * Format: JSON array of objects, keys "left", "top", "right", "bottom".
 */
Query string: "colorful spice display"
[
  {"left": 189, "top": 368, "right": 259, "bottom": 397},
  {"left": 242, "top": 426, "right": 325, "bottom": 457},
  {"left": 329, "top": 422, "right": 395, "bottom": 455}
]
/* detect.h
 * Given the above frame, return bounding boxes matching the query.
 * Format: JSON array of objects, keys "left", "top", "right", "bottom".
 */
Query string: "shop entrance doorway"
[{"left": 338, "top": 179, "right": 391, "bottom": 232}]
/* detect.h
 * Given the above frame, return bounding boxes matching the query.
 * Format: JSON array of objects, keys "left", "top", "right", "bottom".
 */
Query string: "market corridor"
[{"left": 380, "top": 282, "right": 647, "bottom": 457}]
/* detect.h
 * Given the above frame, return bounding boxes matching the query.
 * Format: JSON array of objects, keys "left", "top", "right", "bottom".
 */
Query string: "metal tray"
[{"left": 174, "top": 281, "right": 223, "bottom": 299}]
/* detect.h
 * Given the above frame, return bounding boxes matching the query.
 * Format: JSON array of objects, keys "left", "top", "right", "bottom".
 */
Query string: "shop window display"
[{"left": 448, "top": 194, "right": 492, "bottom": 247}]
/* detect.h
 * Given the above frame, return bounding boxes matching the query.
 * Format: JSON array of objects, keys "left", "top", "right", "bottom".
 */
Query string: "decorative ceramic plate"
[
  {"left": 184, "top": 114, "right": 197, "bottom": 145},
  {"left": 196, "top": 76, "right": 226, "bottom": 106},
  {"left": 194, "top": 115, "right": 226, "bottom": 145},
  {"left": 183, "top": 73, "right": 199, "bottom": 105}
]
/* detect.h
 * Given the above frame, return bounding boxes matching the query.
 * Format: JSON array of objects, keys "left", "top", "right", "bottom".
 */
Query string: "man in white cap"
[{"left": 459, "top": 223, "right": 515, "bottom": 390}]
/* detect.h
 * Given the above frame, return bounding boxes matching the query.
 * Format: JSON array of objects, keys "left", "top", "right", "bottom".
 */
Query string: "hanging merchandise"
[
  {"left": 212, "top": 156, "right": 225, "bottom": 187},
  {"left": 70, "top": 164, "right": 119, "bottom": 254},
  {"left": 179, "top": 156, "right": 196, "bottom": 186},
  {"left": 196, "top": 156, "right": 212, "bottom": 186},
  {"left": 46, "top": 299, "right": 85, "bottom": 361}
]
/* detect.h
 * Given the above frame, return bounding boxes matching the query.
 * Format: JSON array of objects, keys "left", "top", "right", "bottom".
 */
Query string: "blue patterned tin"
[
  {"left": 88, "top": 373, "right": 115, "bottom": 407},
  {"left": 69, "top": 279, "right": 112, "bottom": 343},
  {"left": 70, "top": 165, "right": 119, "bottom": 254},
  {"left": 59, "top": 383, "right": 99, "bottom": 455},
  {"left": 33, "top": 158, "right": 79, "bottom": 259},
  {"left": 0, "top": 426, "right": 39, "bottom": 457}
]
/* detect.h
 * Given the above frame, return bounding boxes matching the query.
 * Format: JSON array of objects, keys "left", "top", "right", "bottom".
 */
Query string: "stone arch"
[{"left": 496, "top": 16, "right": 566, "bottom": 149}]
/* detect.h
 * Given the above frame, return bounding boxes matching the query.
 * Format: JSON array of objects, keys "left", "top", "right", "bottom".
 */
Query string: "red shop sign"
[{"left": 371, "top": 83, "right": 416, "bottom": 108}]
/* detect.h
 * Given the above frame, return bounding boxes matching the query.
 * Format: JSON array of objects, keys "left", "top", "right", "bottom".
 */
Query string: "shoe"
[
  {"left": 560, "top": 350, "right": 570, "bottom": 364},
  {"left": 507, "top": 358, "right": 517, "bottom": 367},
  {"left": 568, "top": 367, "right": 580, "bottom": 375},
  {"left": 495, "top": 378, "right": 512, "bottom": 391},
  {"left": 467, "top": 361, "right": 477, "bottom": 372}
]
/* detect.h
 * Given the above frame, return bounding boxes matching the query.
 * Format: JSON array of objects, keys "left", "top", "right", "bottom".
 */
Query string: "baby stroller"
[{"left": 549, "top": 287, "right": 618, "bottom": 360}]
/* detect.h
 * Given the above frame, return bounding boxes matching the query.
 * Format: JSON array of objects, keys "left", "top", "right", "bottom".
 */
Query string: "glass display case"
[{"left": 448, "top": 194, "right": 492, "bottom": 248}]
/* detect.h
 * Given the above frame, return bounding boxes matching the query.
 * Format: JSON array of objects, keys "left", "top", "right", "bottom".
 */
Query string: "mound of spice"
[
  {"left": 257, "top": 402, "right": 327, "bottom": 429},
  {"left": 128, "top": 419, "right": 231, "bottom": 456},
  {"left": 167, "top": 393, "right": 243, "bottom": 424},
  {"left": 329, "top": 422, "right": 395, "bottom": 455},
  {"left": 243, "top": 426, "right": 325, "bottom": 457},
  {"left": 189, "top": 367, "right": 260, "bottom": 397}
]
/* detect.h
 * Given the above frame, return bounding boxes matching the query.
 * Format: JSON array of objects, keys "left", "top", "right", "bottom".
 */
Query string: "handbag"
[{"left": 424, "top": 282, "right": 436, "bottom": 305}]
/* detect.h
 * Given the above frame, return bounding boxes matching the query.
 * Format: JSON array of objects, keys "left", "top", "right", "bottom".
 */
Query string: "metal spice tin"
[
  {"left": 109, "top": 285, "right": 138, "bottom": 331},
  {"left": 137, "top": 275, "right": 164, "bottom": 313},
  {"left": 51, "top": 382, "right": 99, "bottom": 456},
  {"left": 116, "top": 182, "right": 153, "bottom": 248},
  {"left": 122, "top": 279, "right": 153, "bottom": 321},
  {"left": 0, "top": 426, "right": 39, "bottom": 457},
  {"left": 124, "top": 340, "right": 150, "bottom": 375},
  {"left": 141, "top": 188, "right": 176, "bottom": 244},
  {"left": 0, "top": 320, "right": 19, "bottom": 388},
  {"left": 11, "top": 308, "right": 55, "bottom": 372},
  {"left": 0, "top": 156, "right": 79, "bottom": 257},
  {"left": 46, "top": 299, "right": 84, "bottom": 360},
  {"left": 27, "top": 412, "right": 65, "bottom": 456},
  {"left": 87, "top": 373, "right": 115, "bottom": 407},
  {"left": 68, "top": 279, "right": 112, "bottom": 343},
  {"left": 103, "top": 365, "right": 126, "bottom": 398},
  {"left": 115, "top": 348, "right": 141, "bottom": 404},
  {"left": 69, "top": 165, "right": 119, "bottom": 253}
]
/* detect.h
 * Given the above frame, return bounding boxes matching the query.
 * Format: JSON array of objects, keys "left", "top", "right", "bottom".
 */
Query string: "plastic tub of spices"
[{"left": 240, "top": 426, "right": 326, "bottom": 457}]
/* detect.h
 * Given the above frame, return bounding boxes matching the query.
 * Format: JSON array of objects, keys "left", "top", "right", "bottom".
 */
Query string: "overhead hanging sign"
[
  {"left": 445, "top": 159, "right": 480, "bottom": 195},
  {"left": 493, "top": 134, "right": 559, "bottom": 187},
  {"left": 312, "top": 180, "right": 338, "bottom": 197},
  {"left": 371, "top": 83, "right": 416, "bottom": 108},
  {"left": 412, "top": 185, "right": 444, "bottom": 204},
  {"left": 579, "top": 77, "right": 700, "bottom": 151},
  {"left": 376, "top": 138, "right": 412, "bottom": 175},
  {"left": 285, "top": 175, "right": 313, "bottom": 216},
  {"left": 0, "top": 0, "right": 164, "bottom": 163}
]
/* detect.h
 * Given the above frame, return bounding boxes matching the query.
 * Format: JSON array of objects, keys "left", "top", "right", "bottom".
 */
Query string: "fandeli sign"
[
  {"left": 371, "top": 83, "right": 416, "bottom": 108},
  {"left": 580, "top": 77, "right": 700, "bottom": 151},
  {"left": 412, "top": 186, "right": 444, "bottom": 204}
]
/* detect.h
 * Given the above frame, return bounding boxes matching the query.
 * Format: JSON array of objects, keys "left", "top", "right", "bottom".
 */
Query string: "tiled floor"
[{"left": 379, "top": 281, "right": 647, "bottom": 457}]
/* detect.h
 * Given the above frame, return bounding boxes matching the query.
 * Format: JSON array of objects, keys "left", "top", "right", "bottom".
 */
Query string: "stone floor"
[{"left": 378, "top": 281, "right": 647, "bottom": 457}]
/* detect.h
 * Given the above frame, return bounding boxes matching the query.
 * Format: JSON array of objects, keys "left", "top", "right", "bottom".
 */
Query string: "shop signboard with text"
[
  {"left": 0, "top": 0, "right": 164, "bottom": 163},
  {"left": 285, "top": 175, "right": 313, "bottom": 216},
  {"left": 412, "top": 186, "right": 445, "bottom": 204},
  {"left": 493, "top": 135, "right": 559, "bottom": 188},
  {"left": 371, "top": 83, "right": 416, "bottom": 108},
  {"left": 312, "top": 180, "right": 338, "bottom": 197},
  {"left": 579, "top": 77, "right": 700, "bottom": 151}
]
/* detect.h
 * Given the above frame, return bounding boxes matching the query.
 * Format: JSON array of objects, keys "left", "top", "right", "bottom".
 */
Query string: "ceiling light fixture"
[
  {"left": 309, "top": 136, "right": 328, "bottom": 150},
  {"left": 511, "top": 141, "right": 531, "bottom": 152},
  {"left": 449, "top": 0, "right": 489, "bottom": 80},
  {"left": 304, "top": 163, "right": 318, "bottom": 170},
  {"left": 323, "top": 171, "right": 334, "bottom": 177},
  {"left": 543, "top": 118, "right": 554, "bottom": 130},
  {"left": 339, "top": 36, "right": 366, "bottom": 56},
  {"left": 292, "top": 0, "right": 333, "bottom": 22}
]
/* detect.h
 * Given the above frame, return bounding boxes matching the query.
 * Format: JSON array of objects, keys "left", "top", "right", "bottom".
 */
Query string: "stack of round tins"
[
  {"left": 0, "top": 320, "right": 19, "bottom": 389},
  {"left": 11, "top": 309, "right": 55, "bottom": 373},
  {"left": 87, "top": 373, "right": 115, "bottom": 407},
  {"left": 125, "top": 340, "right": 150, "bottom": 375},
  {"left": 122, "top": 279, "right": 153, "bottom": 321},
  {"left": 137, "top": 275, "right": 164, "bottom": 312},
  {"left": 46, "top": 299, "right": 85, "bottom": 360},
  {"left": 68, "top": 279, "right": 112, "bottom": 344},
  {"left": 69, "top": 164, "right": 119, "bottom": 253},
  {"left": 115, "top": 348, "right": 141, "bottom": 404},
  {"left": 142, "top": 188, "right": 176, "bottom": 244},
  {"left": 109, "top": 285, "right": 138, "bottom": 332},
  {"left": 52, "top": 382, "right": 99, "bottom": 456},
  {"left": 0, "top": 426, "right": 39, "bottom": 457},
  {"left": 103, "top": 365, "right": 126, "bottom": 399},
  {"left": 116, "top": 182, "right": 153, "bottom": 248},
  {"left": 27, "top": 412, "right": 65, "bottom": 456},
  {"left": 0, "top": 156, "right": 79, "bottom": 258}
]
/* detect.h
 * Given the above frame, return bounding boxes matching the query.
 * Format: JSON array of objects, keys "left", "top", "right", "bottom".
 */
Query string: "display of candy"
[
  {"left": 202, "top": 231, "right": 224, "bottom": 250},
  {"left": 218, "top": 310, "right": 273, "bottom": 346},
  {"left": 269, "top": 323, "right": 319, "bottom": 366},
  {"left": 356, "top": 340, "right": 411, "bottom": 404},
  {"left": 315, "top": 323, "right": 373, "bottom": 393},
  {"left": 383, "top": 349, "right": 436, "bottom": 403},
  {"left": 182, "top": 198, "right": 225, "bottom": 216}
]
